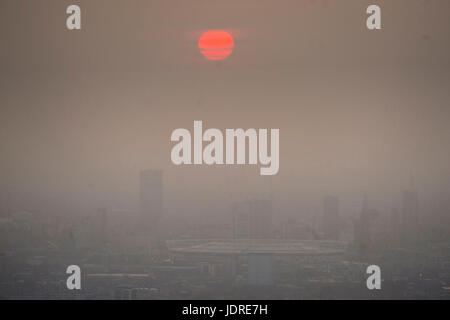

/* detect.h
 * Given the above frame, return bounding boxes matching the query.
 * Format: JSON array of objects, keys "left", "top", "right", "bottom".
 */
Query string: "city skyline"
[{"left": 1, "top": 0, "right": 450, "bottom": 301}]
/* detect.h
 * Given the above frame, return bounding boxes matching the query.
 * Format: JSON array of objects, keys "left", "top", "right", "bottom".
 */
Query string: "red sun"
[{"left": 198, "top": 30, "right": 234, "bottom": 61}]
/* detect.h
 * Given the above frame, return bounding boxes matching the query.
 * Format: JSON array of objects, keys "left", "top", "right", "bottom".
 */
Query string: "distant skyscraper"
[
  {"left": 140, "top": 170, "right": 163, "bottom": 231},
  {"left": 249, "top": 199, "right": 272, "bottom": 239},
  {"left": 322, "top": 196, "right": 340, "bottom": 240},
  {"left": 387, "top": 208, "right": 399, "bottom": 246},
  {"left": 232, "top": 199, "right": 272, "bottom": 239},
  {"left": 95, "top": 207, "right": 108, "bottom": 246},
  {"left": 232, "top": 200, "right": 251, "bottom": 239},
  {"left": 354, "top": 195, "right": 379, "bottom": 257},
  {"left": 401, "top": 188, "right": 419, "bottom": 245}
]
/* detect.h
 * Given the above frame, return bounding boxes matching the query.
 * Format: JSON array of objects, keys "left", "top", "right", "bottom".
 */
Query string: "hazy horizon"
[{"left": 1, "top": 0, "right": 450, "bottom": 223}]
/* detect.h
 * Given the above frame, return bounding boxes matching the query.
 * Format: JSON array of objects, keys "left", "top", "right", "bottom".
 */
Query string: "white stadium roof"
[{"left": 167, "top": 239, "right": 347, "bottom": 256}]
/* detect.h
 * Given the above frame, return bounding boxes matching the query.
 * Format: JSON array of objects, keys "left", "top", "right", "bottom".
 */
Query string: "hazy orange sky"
[{"left": 1, "top": 0, "right": 449, "bottom": 220}]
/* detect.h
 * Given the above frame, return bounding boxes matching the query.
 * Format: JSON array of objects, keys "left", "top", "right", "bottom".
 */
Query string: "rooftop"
[{"left": 167, "top": 239, "right": 347, "bottom": 256}]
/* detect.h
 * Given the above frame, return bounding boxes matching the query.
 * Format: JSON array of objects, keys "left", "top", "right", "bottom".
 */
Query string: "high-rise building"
[
  {"left": 322, "top": 195, "right": 340, "bottom": 240},
  {"left": 232, "top": 200, "right": 250, "bottom": 239},
  {"left": 139, "top": 170, "right": 163, "bottom": 231},
  {"left": 232, "top": 199, "right": 272, "bottom": 239},
  {"left": 401, "top": 188, "right": 419, "bottom": 245},
  {"left": 354, "top": 195, "right": 378, "bottom": 257},
  {"left": 389, "top": 208, "right": 401, "bottom": 246},
  {"left": 93, "top": 208, "right": 108, "bottom": 246}
]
